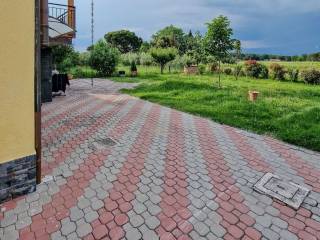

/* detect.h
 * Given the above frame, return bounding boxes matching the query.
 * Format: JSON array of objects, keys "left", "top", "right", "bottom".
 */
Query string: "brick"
[{"left": 92, "top": 224, "right": 108, "bottom": 239}]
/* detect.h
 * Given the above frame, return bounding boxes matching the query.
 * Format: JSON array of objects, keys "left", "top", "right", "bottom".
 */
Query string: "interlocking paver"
[{"left": 1, "top": 79, "right": 319, "bottom": 239}]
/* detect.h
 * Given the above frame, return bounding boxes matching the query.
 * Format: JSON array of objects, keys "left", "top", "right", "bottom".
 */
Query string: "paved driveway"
[{"left": 1, "top": 79, "right": 320, "bottom": 240}]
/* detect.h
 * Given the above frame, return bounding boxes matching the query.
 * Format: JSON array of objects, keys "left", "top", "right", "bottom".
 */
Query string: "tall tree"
[
  {"left": 203, "top": 15, "right": 235, "bottom": 87},
  {"left": 187, "top": 32, "right": 206, "bottom": 65},
  {"left": 105, "top": 30, "right": 143, "bottom": 53},
  {"left": 151, "top": 25, "right": 187, "bottom": 54}
]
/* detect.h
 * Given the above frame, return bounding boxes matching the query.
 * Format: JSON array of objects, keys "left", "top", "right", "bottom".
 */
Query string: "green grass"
[{"left": 111, "top": 65, "right": 320, "bottom": 152}]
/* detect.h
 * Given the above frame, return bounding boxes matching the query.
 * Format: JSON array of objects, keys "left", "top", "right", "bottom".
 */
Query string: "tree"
[
  {"left": 151, "top": 25, "right": 187, "bottom": 54},
  {"left": 140, "top": 41, "right": 151, "bottom": 52},
  {"left": 203, "top": 15, "right": 235, "bottom": 87},
  {"left": 187, "top": 32, "right": 206, "bottom": 65},
  {"left": 105, "top": 30, "right": 143, "bottom": 53},
  {"left": 149, "top": 47, "right": 177, "bottom": 74},
  {"left": 233, "top": 39, "right": 241, "bottom": 61},
  {"left": 89, "top": 40, "right": 120, "bottom": 76},
  {"left": 51, "top": 45, "right": 80, "bottom": 72}
]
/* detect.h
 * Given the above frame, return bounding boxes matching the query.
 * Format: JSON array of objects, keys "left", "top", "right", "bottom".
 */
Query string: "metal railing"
[{"left": 48, "top": 3, "right": 76, "bottom": 33}]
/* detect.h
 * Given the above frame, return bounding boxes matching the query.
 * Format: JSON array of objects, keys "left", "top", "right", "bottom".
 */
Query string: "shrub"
[
  {"left": 181, "top": 54, "right": 195, "bottom": 67},
  {"left": 139, "top": 52, "right": 154, "bottom": 66},
  {"left": 301, "top": 69, "right": 320, "bottom": 84},
  {"left": 208, "top": 61, "right": 219, "bottom": 73},
  {"left": 287, "top": 68, "right": 299, "bottom": 82},
  {"left": 121, "top": 52, "right": 140, "bottom": 66},
  {"left": 52, "top": 45, "right": 79, "bottom": 72},
  {"left": 224, "top": 68, "right": 232, "bottom": 75},
  {"left": 89, "top": 40, "right": 120, "bottom": 76},
  {"left": 198, "top": 64, "right": 206, "bottom": 75},
  {"left": 78, "top": 52, "right": 90, "bottom": 66},
  {"left": 168, "top": 55, "right": 185, "bottom": 71},
  {"left": 71, "top": 66, "right": 97, "bottom": 78},
  {"left": 233, "top": 64, "right": 243, "bottom": 80},
  {"left": 270, "top": 63, "right": 286, "bottom": 80},
  {"left": 244, "top": 60, "right": 268, "bottom": 79},
  {"left": 130, "top": 61, "right": 137, "bottom": 72},
  {"left": 260, "top": 64, "right": 269, "bottom": 79}
]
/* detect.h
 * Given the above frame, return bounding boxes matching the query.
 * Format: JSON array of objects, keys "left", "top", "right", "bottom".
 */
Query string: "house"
[{"left": 0, "top": 0, "right": 76, "bottom": 203}]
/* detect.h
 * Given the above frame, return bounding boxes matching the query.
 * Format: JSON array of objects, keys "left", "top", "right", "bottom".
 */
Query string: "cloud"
[
  {"left": 72, "top": 0, "right": 320, "bottom": 55},
  {"left": 241, "top": 40, "right": 271, "bottom": 49}
]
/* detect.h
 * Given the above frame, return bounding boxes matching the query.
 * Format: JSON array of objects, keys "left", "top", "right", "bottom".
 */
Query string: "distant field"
[
  {"left": 111, "top": 65, "right": 320, "bottom": 152},
  {"left": 224, "top": 61, "right": 320, "bottom": 71},
  {"left": 261, "top": 61, "right": 320, "bottom": 70}
]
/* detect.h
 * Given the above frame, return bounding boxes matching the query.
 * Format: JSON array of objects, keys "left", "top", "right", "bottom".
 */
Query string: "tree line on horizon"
[{"left": 51, "top": 15, "right": 320, "bottom": 80}]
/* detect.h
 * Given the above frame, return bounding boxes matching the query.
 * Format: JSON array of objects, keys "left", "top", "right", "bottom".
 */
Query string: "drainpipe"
[
  {"left": 35, "top": 0, "right": 42, "bottom": 184},
  {"left": 68, "top": 0, "right": 75, "bottom": 36},
  {"left": 40, "top": 0, "right": 49, "bottom": 46}
]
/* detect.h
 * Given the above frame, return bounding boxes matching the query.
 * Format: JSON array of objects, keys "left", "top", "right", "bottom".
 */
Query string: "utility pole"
[{"left": 91, "top": 0, "right": 94, "bottom": 87}]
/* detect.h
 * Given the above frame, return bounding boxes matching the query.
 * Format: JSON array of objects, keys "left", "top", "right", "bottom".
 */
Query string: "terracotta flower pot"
[
  {"left": 248, "top": 91, "right": 260, "bottom": 101},
  {"left": 184, "top": 65, "right": 199, "bottom": 75}
]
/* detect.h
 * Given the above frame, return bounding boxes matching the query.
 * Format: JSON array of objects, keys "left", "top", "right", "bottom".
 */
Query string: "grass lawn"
[{"left": 111, "top": 66, "right": 320, "bottom": 152}]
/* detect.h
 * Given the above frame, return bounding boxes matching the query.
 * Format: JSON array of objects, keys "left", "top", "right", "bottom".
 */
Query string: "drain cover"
[
  {"left": 89, "top": 137, "right": 118, "bottom": 150},
  {"left": 254, "top": 173, "right": 310, "bottom": 209}
]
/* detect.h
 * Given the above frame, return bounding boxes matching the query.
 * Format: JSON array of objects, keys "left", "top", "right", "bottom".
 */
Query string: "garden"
[{"left": 53, "top": 16, "right": 320, "bottom": 152}]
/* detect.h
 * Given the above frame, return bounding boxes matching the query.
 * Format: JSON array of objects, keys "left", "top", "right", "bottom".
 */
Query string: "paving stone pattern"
[{"left": 0, "top": 79, "right": 319, "bottom": 240}]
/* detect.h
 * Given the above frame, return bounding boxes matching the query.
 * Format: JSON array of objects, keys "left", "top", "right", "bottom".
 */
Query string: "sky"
[{"left": 58, "top": 0, "right": 320, "bottom": 55}]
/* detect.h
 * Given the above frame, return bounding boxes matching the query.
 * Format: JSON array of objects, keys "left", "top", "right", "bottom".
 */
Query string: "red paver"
[
  {"left": 156, "top": 111, "right": 193, "bottom": 239},
  {"left": 1, "top": 79, "right": 319, "bottom": 240}
]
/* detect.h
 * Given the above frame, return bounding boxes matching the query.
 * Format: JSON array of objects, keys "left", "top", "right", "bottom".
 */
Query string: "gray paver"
[{"left": 1, "top": 79, "right": 320, "bottom": 240}]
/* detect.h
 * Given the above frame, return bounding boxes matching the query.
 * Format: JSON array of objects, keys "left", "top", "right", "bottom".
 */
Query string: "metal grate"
[
  {"left": 89, "top": 137, "right": 118, "bottom": 150},
  {"left": 254, "top": 173, "right": 310, "bottom": 209}
]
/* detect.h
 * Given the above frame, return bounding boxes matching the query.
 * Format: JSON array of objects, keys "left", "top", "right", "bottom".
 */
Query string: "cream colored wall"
[{"left": 0, "top": 1, "right": 35, "bottom": 163}]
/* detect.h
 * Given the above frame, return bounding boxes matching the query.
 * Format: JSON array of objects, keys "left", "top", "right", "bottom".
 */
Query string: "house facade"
[{"left": 0, "top": 0, "right": 76, "bottom": 203}]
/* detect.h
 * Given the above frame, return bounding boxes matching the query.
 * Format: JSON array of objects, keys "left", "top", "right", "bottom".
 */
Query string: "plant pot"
[
  {"left": 248, "top": 91, "right": 260, "bottom": 101},
  {"left": 131, "top": 71, "right": 138, "bottom": 77},
  {"left": 184, "top": 65, "right": 199, "bottom": 75}
]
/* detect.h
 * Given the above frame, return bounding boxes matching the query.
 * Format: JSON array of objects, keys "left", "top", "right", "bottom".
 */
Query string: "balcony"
[{"left": 48, "top": 3, "right": 76, "bottom": 44}]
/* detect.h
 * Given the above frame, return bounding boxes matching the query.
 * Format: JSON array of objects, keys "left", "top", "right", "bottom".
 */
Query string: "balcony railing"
[{"left": 48, "top": 3, "right": 76, "bottom": 37}]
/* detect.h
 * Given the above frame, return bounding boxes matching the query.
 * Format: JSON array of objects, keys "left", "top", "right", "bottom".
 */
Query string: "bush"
[
  {"left": 198, "top": 64, "right": 206, "bottom": 75},
  {"left": 168, "top": 55, "right": 185, "bottom": 71},
  {"left": 260, "top": 64, "right": 269, "bottom": 79},
  {"left": 71, "top": 66, "right": 97, "bottom": 78},
  {"left": 301, "top": 69, "right": 320, "bottom": 84},
  {"left": 52, "top": 45, "right": 79, "bottom": 72},
  {"left": 224, "top": 68, "right": 232, "bottom": 75},
  {"left": 233, "top": 64, "right": 242, "bottom": 80},
  {"left": 139, "top": 52, "right": 154, "bottom": 66},
  {"left": 287, "top": 68, "right": 299, "bottom": 82},
  {"left": 181, "top": 54, "right": 195, "bottom": 67},
  {"left": 121, "top": 52, "right": 140, "bottom": 66},
  {"left": 89, "top": 40, "right": 120, "bottom": 76},
  {"left": 130, "top": 61, "right": 137, "bottom": 72},
  {"left": 208, "top": 61, "right": 219, "bottom": 73},
  {"left": 270, "top": 63, "right": 286, "bottom": 80},
  {"left": 244, "top": 60, "right": 268, "bottom": 79},
  {"left": 78, "top": 52, "right": 90, "bottom": 66}
]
